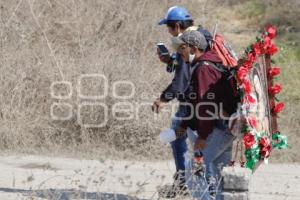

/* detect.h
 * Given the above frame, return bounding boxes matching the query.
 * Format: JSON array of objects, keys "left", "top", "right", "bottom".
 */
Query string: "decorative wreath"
[{"left": 236, "top": 25, "right": 288, "bottom": 170}]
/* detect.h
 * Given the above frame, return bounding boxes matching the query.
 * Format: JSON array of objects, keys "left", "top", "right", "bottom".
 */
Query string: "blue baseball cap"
[{"left": 158, "top": 6, "right": 193, "bottom": 25}]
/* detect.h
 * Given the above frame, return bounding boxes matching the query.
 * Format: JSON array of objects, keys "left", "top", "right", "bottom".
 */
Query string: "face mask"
[{"left": 189, "top": 53, "right": 195, "bottom": 63}]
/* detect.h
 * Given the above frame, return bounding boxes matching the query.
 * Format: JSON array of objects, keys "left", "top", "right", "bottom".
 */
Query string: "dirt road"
[{"left": 0, "top": 155, "right": 299, "bottom": 200}]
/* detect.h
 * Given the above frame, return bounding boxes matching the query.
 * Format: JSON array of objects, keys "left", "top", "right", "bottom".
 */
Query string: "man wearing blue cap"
[{"left": 153, "top": 6, "right": 212, "bottom": 198}]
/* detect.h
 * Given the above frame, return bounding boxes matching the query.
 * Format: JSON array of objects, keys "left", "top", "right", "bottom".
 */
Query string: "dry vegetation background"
[{"left": 0, "top": 0, "right": 299, "bottom": 163}]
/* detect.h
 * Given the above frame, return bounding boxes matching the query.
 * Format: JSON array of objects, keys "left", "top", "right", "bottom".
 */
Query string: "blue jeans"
[
  {"left": 186, "top": 126, "right": 234, "bottom": 200},
  {"left": 186, "top": 128, "right": 210, "bottom": 200},
  {"left": 201, "top": 127, "right": 235, "bottom": 200},
  {"left": 170, "top": 105, "right": 188, "bottom": 179}
]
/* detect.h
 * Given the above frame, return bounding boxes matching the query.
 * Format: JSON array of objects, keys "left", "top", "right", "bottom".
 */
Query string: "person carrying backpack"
[
  {"left": 172, "top": 30, "right": 238, "bottom": 200},
  {"left": 153, "top": 6, "right": 213, "bottom": 198}
]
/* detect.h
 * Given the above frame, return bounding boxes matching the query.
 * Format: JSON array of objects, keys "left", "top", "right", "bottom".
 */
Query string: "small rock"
[{"left": 221, "top": 166, "right": 252, "bottom": 191}]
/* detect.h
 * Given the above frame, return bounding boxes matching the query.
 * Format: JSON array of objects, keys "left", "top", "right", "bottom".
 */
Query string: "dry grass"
[{"left": 0, "top": 0, "right": 299, "bottom": 162}]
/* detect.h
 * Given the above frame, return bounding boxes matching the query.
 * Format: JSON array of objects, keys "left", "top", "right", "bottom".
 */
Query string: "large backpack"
[
  {"left": 185, "top": 60, "right": 240, "bottom": 132},
  {"left": 189, "top": 60, "right": 240, "bottom": 116},
  {"left": 212, "top": 34, "right": 238, "bottom": 67},
  {"left": 210, "top": 24, "right": 239, "bottom": 67},
  {"left": 198, "top": 25, "right": 240, "bottom": 114}
]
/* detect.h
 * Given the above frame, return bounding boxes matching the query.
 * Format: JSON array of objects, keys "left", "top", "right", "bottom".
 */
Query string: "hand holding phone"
[
  {"left": 157, "top": 43, "right": 169, "bottom": 55},
  {"left": 157, "top": 43, "right": 171, "bottom": 64}
]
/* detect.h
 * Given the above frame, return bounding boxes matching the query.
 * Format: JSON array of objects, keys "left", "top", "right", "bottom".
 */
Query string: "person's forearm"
[{"left": 159, "top": 84, "right": 176, "bottom": 102}]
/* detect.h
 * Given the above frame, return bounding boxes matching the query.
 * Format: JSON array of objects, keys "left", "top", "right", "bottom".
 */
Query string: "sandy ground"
[{"left": 0, "top": 155, "right": 299, "bottom": 200}]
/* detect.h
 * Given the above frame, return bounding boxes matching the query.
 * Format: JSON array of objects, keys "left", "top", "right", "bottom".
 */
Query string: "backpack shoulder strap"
[
  {"left": 189, "top": 62, "right": 201, "bottom": 77},
  {"left": 190, "top": 60, "right": 235, "bottom": 80},
  {"left": 190, "top": 60, "right": 222, "bottom": 77},
  {"left": 201, "top": 60, "right": 227, "bottom": 73}
]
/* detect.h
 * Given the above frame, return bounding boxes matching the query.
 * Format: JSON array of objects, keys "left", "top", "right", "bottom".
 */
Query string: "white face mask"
[{"left": 189, "top": 53, "right": 195, "bottom": 63}]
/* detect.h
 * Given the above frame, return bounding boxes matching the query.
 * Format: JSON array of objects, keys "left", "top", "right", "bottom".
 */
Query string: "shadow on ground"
[{"left": 0, "top": 188, "right": 147, "bottom": 200}]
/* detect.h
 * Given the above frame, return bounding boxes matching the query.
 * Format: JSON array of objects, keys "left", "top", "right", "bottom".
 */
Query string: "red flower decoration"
[
  {"left": 262, "top": 36, "right": 271, "bottom": 49},
  {"left": 261, "top": 147, "right": 271, "bottom": 158},
  {"left": 268, "top": 67, "right": 281, "bottom": 78},
  {"left": 265, "top": 43, "right": 278, "bottom": 55},
  {"left": 243, "top": 60, "right": 253, "bottom": 69},
  {"left": 273, "top": 102, "right": 285, "bottom": 114},
  {"left": 268, "top": 84, "right": 282, "bottom": 95},
  {"left": 248, "top": 117, "right": 257, "bottom": 128},
  {"left": 237, "top": 67, "right": 248, "bottom": 82},
  {"left": 247, "top": 52, "right": 257, "bottom": 63},
  {"left": 252, "top": 43, "right": 262, "bottom": 55},
  {"left": 259, "top": 137, "right": 272, "bottom": 158},
  {"left": 259, "top": 137, "right": 271, "bottom": 147},
  {"left": 245, "top": 94, "right": 256, "bottom": 104},
  {"left": 265, "top": 25, "right": 277, "bottom": 39},
  {"left": 242, "top": 133, "right": 256, "bottom": 150},
  {"left": 243, "top": 80, "right": 252, "bottom": 94},
  {"left": 237, "top": 25, "right": 286, "bottom": 167}
]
